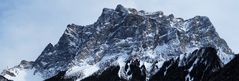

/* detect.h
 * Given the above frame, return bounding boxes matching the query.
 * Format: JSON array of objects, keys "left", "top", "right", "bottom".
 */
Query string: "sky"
[{"left": 0, "top": 0, "right": 238, "bottom": 71}]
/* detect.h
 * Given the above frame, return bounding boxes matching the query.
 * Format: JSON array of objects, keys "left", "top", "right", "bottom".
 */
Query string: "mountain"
[
  {"left": 0, "top": 4, "right": 237, "bottom": 81},
  {"left": 44, "top": 47, "right": 224, "bottom": 81}
]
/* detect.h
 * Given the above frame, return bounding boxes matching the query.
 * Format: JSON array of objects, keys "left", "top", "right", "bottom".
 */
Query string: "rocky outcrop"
[
  {"left": 1, "top": 4, "right": 236, "bottom": 81},
  {"left": 209, "top": 54, "right": 239, "bottom": 81},
  {"left": 0, "top": 75, "right": 12, "bottom": 81}
]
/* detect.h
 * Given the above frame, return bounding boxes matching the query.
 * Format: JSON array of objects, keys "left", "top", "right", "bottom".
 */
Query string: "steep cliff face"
[
  {"left": 33, "top": 5, "right": 233, "bottom": 79},
  {"left": 0, "top": 4, "right": 236, "bottom": 81}
]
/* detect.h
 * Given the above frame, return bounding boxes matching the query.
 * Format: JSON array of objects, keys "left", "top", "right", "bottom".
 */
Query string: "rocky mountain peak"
[
  {"left": 115, "top": 4, "right": 128, "bottom": 15},
  {"left": 0, "top": 5, "right": 236, "bottom": 81},
  {"left": 31, "top": 5, "right": 234, "bottom": 79}
]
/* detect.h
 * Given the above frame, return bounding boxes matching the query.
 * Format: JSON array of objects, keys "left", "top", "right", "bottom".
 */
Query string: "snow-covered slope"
[
  {"left": 45, "top": 47, "right": 236, "bottom": 81},
  {"left": 0, "top": 4, "right": 236, "bottom": 81},
  {"left": 0, "top": 60, "right": 43, "bottom": 81}
]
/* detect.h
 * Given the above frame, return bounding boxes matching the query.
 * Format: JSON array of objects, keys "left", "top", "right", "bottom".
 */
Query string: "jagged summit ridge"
[
  {"left": 0, "top": 4, "right": 235, "bottom": 81},
  {"left": 32, "top": 4, "right": 233, "bottom": 79},
  {"left": 32, "top": 5, "right": 234, "bottom": 79}
]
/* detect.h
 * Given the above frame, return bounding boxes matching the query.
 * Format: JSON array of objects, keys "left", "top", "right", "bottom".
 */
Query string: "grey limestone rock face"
[{"left": 31, "top": 4, "right": 233, "bottom": 79}]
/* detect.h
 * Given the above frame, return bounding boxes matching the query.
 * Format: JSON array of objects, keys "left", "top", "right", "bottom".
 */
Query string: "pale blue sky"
[{"left": 0, "top": 0, "right": 238, "bottom": 71}]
